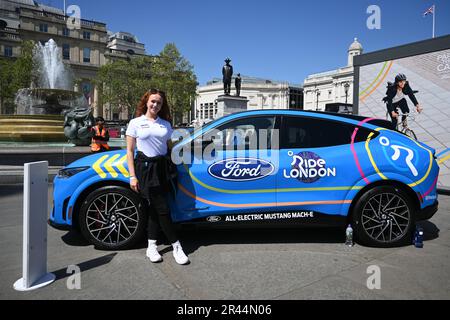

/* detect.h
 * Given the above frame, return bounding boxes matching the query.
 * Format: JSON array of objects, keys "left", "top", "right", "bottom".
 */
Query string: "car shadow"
[
  {"left": 61, "top": 230, "right": 91, "bottom": 247},
  {"left": 154, "top": 226, "right": 347, "bottom": 255},
  {"left": 59, "top": 221, "right": 441, "bottom": 254}
]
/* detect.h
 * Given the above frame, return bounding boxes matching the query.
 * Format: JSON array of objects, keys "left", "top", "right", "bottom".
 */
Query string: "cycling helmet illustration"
[{"left": 395, "top": 73, "right": 407, "bottom": 83}]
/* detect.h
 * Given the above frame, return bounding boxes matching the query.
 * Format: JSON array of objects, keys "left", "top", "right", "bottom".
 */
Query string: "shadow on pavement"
[
  {"left": 0, "top": 185, "right": 23, "bottom": 197},
  {"left": 58, "top": 221, "right": 441, "bottom": 255},
  {"left": 52, "top": 253, "right": 117, "bottom": 281},
  {"left": 174, "top": 226, "right": 346, "bottom": 255},
  {"left": 61, "top": 230, "right": 90, "bottom": 247},
  {"left": 417, "top": 220, "right": 440, "bottom": 241}
]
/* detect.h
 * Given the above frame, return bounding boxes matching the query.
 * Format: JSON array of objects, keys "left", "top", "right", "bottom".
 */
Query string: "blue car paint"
[{"left": 50, "top": 110, "right": 439, "bottom": 228}]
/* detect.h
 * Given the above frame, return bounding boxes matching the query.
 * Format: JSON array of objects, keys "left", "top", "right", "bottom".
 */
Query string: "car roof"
[{"left": 203, "top": 109, "right": 393, "bottom": 130}]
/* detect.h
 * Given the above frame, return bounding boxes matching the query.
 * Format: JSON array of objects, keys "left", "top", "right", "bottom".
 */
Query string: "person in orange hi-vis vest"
[{"left": 91, "top": 116, "right": 110, "bottom": 153}]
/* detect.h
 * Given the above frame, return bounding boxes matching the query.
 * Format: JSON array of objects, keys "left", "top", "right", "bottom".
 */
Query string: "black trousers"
[
  {"left": 147, "top": 192, "right": 178, "bottom": 244},
  {"left": 389, "top": 98, "right": 410, "bottom": 127}
]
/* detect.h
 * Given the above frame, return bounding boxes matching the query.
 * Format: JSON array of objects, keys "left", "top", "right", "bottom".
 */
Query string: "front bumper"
[
  {"left": 417, "top": 201, "right": 438, "bottom": 221},
  {"left": 48, "top": 218, "right": 72, "bottom": 231}
]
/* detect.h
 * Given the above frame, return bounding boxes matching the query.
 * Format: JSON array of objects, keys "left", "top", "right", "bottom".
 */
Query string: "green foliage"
[
  {"left": 0, "top": 58, "right": 15, "bottom": 113},
  {"left": 0, "top": 40, "right": 35, "bottom": 113},
  {"left": 152, "top": 43, "right": 198, "bottom": 123},
  {"left": 96, "top": 43, "right": 197, "bottom": 121},
  {"left": 96, "top": 56, "right": 154, "bottom": 118},
  {"left": 12, "top": 40, "right": 35, "bottom": 89}
]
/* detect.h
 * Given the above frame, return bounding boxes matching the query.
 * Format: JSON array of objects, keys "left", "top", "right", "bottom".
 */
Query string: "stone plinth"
[{"left": 216, "top": 95, "right": 249, "bottom": 118}]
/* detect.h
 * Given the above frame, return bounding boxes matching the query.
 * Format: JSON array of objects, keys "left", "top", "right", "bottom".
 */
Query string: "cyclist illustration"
[{"left": 383, "top": 73, "right": 423, "bottom": 128}]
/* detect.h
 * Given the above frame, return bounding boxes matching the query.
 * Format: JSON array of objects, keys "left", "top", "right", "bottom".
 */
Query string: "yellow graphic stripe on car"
[
  {"left": 182, "top": 163, "right": 362, "bottom": 194},
  {"left": 366, "top": 128, "right": 433, "bottom": 187},
  {"left": 178, "top": 183, "right": 352, "bottom": 208},
  {"left": 93, "top": 155, "right": 109, "bottom": 178},
  {"left": 366, "top": 131, "right": 388, "bottom": 180},
  {"left": 116, "top": 155, "right": 129, "bottom": 177},
  {"left": 104, "top": 154, "right": 121, "bottom": 178},
  {"left": 400, "top": 132, "right": 433, "bottom": 188}
]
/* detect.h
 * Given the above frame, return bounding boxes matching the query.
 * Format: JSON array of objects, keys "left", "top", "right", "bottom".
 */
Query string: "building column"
[{"left": 93, "top": 85, "right": 103, "bottom": 118}]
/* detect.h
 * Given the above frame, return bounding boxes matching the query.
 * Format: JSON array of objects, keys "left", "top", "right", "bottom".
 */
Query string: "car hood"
[{"left": 66, "top": 150, "right": 127, "bottom": 168}]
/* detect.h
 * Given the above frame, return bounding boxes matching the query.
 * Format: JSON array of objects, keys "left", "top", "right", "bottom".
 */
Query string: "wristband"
[{"left": 130, "top": 176, "right": 137, "bottom": 180}]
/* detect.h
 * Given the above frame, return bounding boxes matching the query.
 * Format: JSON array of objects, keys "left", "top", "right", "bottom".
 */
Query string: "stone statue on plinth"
[
  {"left": 63, "top": 107, "right": 95, "bottom": 146},
  {"left": 235, "top": 73, "right": 242, "bottom": 97},
  {"left": 222, "top": 58, "right": 233, "bottom": 95}
]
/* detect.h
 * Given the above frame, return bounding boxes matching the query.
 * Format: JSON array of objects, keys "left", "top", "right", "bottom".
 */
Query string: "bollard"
[{"left": 14, "top": 161, "right": 55, "bottom": 291}]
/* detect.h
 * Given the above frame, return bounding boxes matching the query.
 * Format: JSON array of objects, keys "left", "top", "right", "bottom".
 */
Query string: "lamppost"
[
  {"left": 315, "top": 89, "right": 320, "bottom": 111},
  {"left": 344, "top": 82, "right": 350, "bottom": 104},
  {"left": 344, "top": 82, "right": 350, "bottom": 113}
]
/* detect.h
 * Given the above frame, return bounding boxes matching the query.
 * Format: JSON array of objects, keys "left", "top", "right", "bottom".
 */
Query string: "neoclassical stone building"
[
  {"left": 0, "top": 0, "right": 147, "bottom": 119},
  {"left": 303, "top": 38, "right": 363, "bottom": 111},
  {"left": 195, "top": 76, "right": 303, "bottom": 123}
]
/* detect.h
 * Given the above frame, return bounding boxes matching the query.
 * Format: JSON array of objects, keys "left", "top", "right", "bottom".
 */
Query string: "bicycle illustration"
[{"left": 385, "top": 110, "right": 418, "bottom": 140}]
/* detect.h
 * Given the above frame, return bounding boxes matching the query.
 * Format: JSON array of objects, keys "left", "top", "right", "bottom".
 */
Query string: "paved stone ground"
[{"left": 0, "top": 185, "right": 449, "bottom": 300}]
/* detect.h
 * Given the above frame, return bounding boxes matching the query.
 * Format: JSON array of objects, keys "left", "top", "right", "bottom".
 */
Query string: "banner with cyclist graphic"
[{"left": 357, "top": 44, "right": 450, "bottom": 189}]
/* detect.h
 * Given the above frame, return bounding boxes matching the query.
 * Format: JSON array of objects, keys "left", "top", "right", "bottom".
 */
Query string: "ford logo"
[
  {"left": 207, "top": 216, "right": 221, "bottom": 223},
  {"left": 208, "top": 158, "right": 275, "bottom": 182}
]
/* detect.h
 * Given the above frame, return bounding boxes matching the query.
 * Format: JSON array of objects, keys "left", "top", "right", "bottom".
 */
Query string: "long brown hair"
[{"left": 135, "top": 89, "right": 172, "bottom": 123}]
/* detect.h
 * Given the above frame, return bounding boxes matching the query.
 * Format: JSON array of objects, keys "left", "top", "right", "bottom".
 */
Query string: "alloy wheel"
[
  {"left": 361, "top": 192, "right": 411, "bottom": 243},
  {"left": 84, "top": 192, "right": 140, "bottom": 246}
]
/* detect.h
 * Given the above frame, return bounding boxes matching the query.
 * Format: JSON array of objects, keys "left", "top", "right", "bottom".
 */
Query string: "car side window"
[
  {"left": 201, "top": 116, "right": 277, "bottom": 150},
  {"left": 281, "top": 116, "right": 373, "bottom": 149}
]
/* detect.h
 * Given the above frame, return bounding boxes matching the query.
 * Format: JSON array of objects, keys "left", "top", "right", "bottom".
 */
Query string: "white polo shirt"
[{"left": 126, "top": 115, "right": 173, "bottom": 157}]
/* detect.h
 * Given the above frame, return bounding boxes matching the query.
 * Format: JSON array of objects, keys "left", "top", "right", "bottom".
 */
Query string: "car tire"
[
  {"left": 352, "top": 185, "right": 416, "bottom": 247},
  {"left": 79, "top": 186, "right": 146, "bottom": 250}
]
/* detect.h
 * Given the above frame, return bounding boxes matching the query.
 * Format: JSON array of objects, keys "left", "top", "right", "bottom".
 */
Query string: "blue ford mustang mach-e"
[{"left": 50, "top": 110, "right": 439, "bottom": 249}]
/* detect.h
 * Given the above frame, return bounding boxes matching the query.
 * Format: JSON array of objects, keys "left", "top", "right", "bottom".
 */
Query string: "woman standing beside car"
[{"left": 126, "top": 89, "right": 189, "bottom": 265}]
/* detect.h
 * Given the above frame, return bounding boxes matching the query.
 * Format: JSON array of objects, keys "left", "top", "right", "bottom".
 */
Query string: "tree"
[
  {"left": 96, "top": 56, "right": 154, "bottom": 119},
  {"left": 12, "top": 40, "right": 35, "bottom": 90},
  {"left": 152, "top": 43, "right": 198, "bottom": 123},
  {"left": 0, "top": 40, "right": 35, "bottom": 114},
  {"left": 96, "top": 43, "right": 197, "bottom": 122},
  {"left": 0, "top": 58, "right": 14, "bottom": 114}
]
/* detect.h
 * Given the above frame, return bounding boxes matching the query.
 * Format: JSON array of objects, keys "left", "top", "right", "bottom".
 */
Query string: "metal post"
[
  {"left": 14, "top": 161, "right": 55, "bottom": 291},
  {"left": 432, "top": 5, "right": 435, "bottom": 38}
]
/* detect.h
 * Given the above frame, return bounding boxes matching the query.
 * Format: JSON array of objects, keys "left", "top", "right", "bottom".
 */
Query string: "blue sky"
[{"left": 42, "top": 0, "right": 450, "bottom": 85}]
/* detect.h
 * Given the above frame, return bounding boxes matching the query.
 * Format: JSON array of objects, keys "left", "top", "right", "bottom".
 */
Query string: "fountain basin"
[{"left": 0, "top": 115, "right": 66, "bottom": 142}]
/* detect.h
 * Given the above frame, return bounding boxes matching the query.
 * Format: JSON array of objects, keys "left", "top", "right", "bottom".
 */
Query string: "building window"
[
  {"left": 39, "top": 24, "right": 48, "bottom": 32},
  {"left": 4, "top": 46, "right": 13, "bottom": 57},
  {"left": 62, "top": 44, "right": 70, "bottom": 60},
  {"left": 83, "top": 31, "right": 91, "bottom": 40},
  {"left": 83, "top": 48, "right": 91, "bottom": 63},
  {"left": 63, "top": 28, "right": 70, "bottom": 37}
]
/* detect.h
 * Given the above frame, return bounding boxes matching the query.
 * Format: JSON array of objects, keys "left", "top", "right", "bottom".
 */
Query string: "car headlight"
[{"left": 57, "top": 166, "right": 90, "bottom": 178}]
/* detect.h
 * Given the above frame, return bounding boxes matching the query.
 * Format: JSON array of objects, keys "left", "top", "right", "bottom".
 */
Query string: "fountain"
[{"left": 0, "top": 39, "right": 93, "bottom": 144}]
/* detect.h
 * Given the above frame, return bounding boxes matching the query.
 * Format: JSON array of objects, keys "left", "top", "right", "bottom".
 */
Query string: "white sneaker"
[
  {"left": 146, "top": 244, "right": 162, "bottom": 263},
  {"left": 172, "top": 242, "right": 189, "bottom": 265}
]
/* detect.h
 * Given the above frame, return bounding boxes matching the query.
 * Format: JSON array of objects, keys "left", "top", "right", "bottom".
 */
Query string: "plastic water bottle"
[
  {"left": 413, "top": 226, "right": 424, "bottom": 248},
  {"left": 345, "top": 224, "right": 354, "bottom": 247}
]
